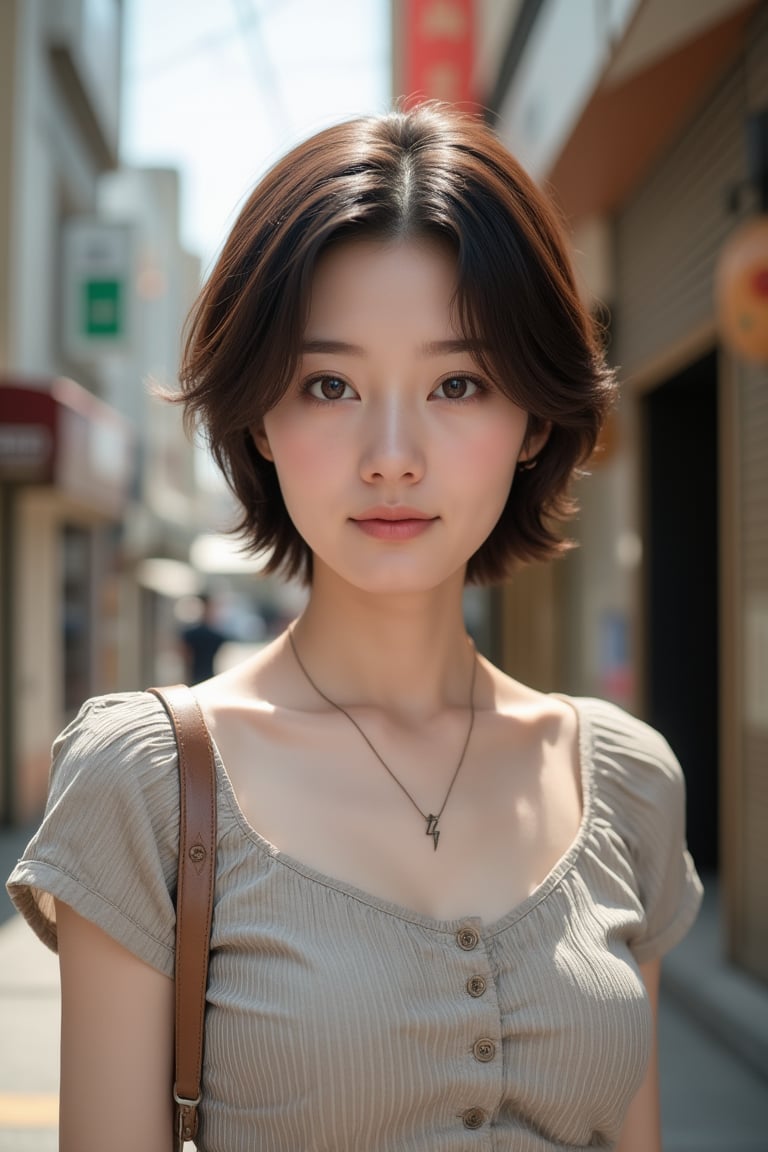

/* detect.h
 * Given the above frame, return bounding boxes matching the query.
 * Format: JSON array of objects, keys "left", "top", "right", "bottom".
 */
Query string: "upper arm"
[
  {"left": 615, "top": 957, "right": 661, "bottom": 1152},
  {"left": 56, "top": 899, "right": 175, "bottom": 1152}
]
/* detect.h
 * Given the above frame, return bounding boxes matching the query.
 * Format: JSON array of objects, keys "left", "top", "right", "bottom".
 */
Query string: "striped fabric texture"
[{"left": 8, "top": 692, "right": 702, "bottom": 1150}]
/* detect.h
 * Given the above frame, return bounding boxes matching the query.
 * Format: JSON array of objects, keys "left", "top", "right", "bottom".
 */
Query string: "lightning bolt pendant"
[{"left": 426, "top": 814, "right": 440, "bottom": 850}]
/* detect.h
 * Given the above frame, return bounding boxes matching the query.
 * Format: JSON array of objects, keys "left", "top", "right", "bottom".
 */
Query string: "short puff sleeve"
[
  {"left": 586, "top": 699, "right": 703, "bottom": 964},
  {"left": 6, "top": 692, "right": 180, "bottom": 977}
]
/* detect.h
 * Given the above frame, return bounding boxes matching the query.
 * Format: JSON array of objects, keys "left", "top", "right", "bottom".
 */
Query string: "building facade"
[
  {"left": 483, "top": 0, "right": 768, "bottom": 985},
  {"left": 0, "top": 0, "right": 201, "bottom": 823}
]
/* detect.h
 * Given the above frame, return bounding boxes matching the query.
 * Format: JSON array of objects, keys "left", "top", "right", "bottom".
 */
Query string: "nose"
[{"left": 359, "top": 394, "right": 425, "bottom": 485}]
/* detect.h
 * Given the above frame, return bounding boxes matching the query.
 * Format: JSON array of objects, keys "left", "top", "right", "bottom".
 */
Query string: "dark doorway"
[{"left": 643, "top": 350, "right": 719, "bottom": 870}]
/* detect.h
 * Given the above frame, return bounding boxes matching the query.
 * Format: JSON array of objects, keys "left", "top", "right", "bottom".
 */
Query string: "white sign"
[{"left": 61, "top": 219, "right": 134, "bottom": 362}]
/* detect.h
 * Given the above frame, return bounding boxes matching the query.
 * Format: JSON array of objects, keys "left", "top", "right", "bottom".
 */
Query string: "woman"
[{"left": 8, "top": 103, "right": 702, "bottom": 1151}]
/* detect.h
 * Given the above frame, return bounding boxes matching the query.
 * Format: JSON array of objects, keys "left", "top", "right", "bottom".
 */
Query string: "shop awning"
[{"left": 0, "top": 376, "right": 134, "bottom": 516}]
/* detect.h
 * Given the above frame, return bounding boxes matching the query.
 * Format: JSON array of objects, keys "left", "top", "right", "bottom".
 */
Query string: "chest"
[{"left": 212, "top": 709, "right": 583, "bottom": 925}]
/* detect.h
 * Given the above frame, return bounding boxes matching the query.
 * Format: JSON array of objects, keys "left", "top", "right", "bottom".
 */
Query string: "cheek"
[
  {"left": 263, "top": 417, "right": 334, "bottom": 484},
  {"left": 459, "top": 417, "right": 525, "bottom": 494}
]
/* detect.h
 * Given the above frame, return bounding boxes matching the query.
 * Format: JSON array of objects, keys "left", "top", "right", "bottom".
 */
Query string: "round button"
[
  {"left": 462, "top": 1107, "right": 486, "bottom": 1130},
  {"left": 466, "top": 975, "right": 486, "bottom": 997},
  {"left": 472, "top": 1037, "right": 496, "bottom": 1062},
  {"left": 457, "top": 926, "right": 479, "bottom": 950}
]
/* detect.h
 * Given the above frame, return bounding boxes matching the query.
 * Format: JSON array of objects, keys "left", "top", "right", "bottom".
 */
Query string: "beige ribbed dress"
[{"left": 8, "top": 691, "right": 702, "bottom": 1151}]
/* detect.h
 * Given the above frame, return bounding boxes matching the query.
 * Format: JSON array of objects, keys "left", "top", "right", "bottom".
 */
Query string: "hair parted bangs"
[{"left": 178, "top": 101, "right": 617, "bottom": 585}]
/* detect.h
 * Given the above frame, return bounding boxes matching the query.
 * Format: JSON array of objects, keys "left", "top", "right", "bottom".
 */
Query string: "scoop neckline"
[{"left": 204, "top": 692, "right": 596, "bottom": 937}]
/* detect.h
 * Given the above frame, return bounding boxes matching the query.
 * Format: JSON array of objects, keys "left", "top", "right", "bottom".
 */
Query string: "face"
[{"left": 253, "top": 237, "right": 543, "bottom": 596}]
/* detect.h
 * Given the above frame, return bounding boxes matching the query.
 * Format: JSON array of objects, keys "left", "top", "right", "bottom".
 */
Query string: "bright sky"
[{"left": 121, "top": 0, "right": 392, "bottom": 269}]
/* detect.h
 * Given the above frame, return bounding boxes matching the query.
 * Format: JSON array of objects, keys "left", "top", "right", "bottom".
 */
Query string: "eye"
[
  {"left": 305, "top": 376, "right": 356, "bottom": 401},
  {"left": 432, "top": 375, "right": 483, "bottom": 401}
]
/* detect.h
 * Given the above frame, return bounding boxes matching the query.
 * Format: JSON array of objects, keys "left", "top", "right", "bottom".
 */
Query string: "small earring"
[{"left": 517, "top": 457, "right": 538, "bottom": 472}]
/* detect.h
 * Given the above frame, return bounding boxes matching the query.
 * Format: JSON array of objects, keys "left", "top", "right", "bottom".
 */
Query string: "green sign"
[{"left": 82, "top": 279, "right": 122, "bottom": 337}]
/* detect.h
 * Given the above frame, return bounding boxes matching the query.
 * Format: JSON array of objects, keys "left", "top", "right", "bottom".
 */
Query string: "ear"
[
  {"left": 250, "top": 423, "right": 274, "bottom": 462},
  {"left": 519, "top": 419, "right": 551, "bottom": 465}
]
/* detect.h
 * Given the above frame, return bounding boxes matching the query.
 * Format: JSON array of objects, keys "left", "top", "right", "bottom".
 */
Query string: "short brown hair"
[{"left": 179, "top": 102, "right": 616, "bottom": 584}]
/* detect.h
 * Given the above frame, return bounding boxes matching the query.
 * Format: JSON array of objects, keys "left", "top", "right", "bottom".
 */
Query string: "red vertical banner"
[{"left": 401, "top": 0, "right": 476, "bottom": 109}]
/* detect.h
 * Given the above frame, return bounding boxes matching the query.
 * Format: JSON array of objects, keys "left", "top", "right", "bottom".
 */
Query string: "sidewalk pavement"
[
  {"left": 1, "top": 830, "right": 766, "bottom": 1151},
  {"left": 1, "top": 824, "right": 58, "bottom": 1152},
  {"left": 659, "top": 873, "right": 768, "bottom": 1150}
]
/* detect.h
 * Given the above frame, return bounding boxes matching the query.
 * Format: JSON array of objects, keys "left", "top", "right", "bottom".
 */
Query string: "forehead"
[{"left": 305, "top": 237, "right": 462, "bottom": 336}]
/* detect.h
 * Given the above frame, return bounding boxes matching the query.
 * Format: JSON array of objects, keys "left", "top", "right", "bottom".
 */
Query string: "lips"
[
  {"left": 351, "top": 507, "right": 437, "bottom": 541},
  {"left": 353, "top": 506, "right": 434, "bottom": 522}
]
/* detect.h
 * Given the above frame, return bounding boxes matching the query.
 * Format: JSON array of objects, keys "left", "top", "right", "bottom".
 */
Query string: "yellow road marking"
[{"left": 0, "top": 1092, "right": 58, "bottom": 1126}]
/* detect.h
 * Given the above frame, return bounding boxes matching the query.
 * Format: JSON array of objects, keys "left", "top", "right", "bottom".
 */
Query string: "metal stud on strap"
[{"left": 175, "top": 1087, "right": 202, "bottom": 1146}]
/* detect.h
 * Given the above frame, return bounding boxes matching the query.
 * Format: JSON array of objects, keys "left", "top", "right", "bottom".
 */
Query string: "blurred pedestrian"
[
  {"left": 8, "top": 103, "right": 702, "bottom": 1152},
  {"left": 179, "top": 593, "right": 228, "bottom": 683}
]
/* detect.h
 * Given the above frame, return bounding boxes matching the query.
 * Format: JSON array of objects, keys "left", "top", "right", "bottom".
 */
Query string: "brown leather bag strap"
[{"left": 148, "top": 685, "right": 217, "bottom": 1150}]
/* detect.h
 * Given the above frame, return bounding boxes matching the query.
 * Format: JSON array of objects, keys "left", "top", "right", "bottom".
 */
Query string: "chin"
[{"left": 324, "top": 556, "right": 468, "bottom": 598}]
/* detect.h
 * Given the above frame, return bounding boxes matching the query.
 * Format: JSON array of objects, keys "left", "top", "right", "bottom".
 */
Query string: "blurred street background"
[{"left": 1, "top": 0, "right": 767, "bottom": 1146}]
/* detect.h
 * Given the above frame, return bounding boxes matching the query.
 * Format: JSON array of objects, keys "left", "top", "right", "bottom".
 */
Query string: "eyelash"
[
  {"left": 301, "top": 376, "right": 356, "bottom": 404},
  {"left": 300, "top": 374, "right": 489, "bottom": 405},
  {"left": 432, "top": 375, "right": 487, "bottom": 402}
]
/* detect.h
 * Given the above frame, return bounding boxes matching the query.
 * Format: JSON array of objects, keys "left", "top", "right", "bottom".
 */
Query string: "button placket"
[{"left": 451, "top": 923, "right": 501, "bottom": 1131}]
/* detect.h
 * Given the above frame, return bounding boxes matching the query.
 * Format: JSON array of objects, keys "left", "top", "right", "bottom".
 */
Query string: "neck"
[{"left": 289, "top": 568, "right": 475, "bottom": 720}]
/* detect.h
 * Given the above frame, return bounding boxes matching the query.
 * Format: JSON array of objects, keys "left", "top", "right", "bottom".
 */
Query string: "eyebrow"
[
  {"left": 421, "top": 339, "right": 485, "bottom": 356},
  {"left": 299, "top": 338, "right": 485, "bottom": 356},
  {"left": 300, "top": 339, "right": 365, "bottom": 355}
]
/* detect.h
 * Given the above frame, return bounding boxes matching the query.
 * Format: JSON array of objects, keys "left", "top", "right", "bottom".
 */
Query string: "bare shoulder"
[
  {"left": 195, "top": 632, "right": 286, "bottom": 694},
  {"left": 192, "top": 634, "right": 296, "bottom": 727},
  {"left": 473, "top": 655, "right": 582, "bottom": 800},
  {"left": 188, "top": 634, "right": 320, "bottom": 793},
  {"left": 477, "top": 653, "right": 579, "bottom": 739}
]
